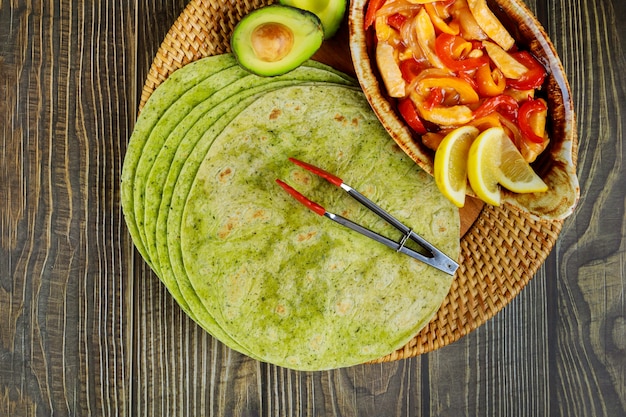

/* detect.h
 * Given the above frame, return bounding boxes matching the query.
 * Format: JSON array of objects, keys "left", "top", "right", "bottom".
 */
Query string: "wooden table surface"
[{"left": 1, "top": 0, "right": 624, "bottom": 415}]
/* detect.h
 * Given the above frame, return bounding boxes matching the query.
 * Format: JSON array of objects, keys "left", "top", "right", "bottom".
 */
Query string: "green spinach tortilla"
[
  {"left": 143, "top": 65, "right": 356, "bottom": 272},
  {"left": 158, "top": 84, "right": 353, "bottom": 356},
  {"left": 148, "top": 80, "right": 357, "bottom": 353},
  {"left": 122, "top": 55, "right": 238, "bottom": 266},
  {"left": 133, "top": 66, "right": 250, "bottom": 266},
  {"left": 179, "top": 84, "right": 459, "bottom": 370},
  {"left": 122, "top": 54, "right": 357, "bottom": 325},
  {"left": 122, "top": 54, "right": 460, "bottom": 369}
]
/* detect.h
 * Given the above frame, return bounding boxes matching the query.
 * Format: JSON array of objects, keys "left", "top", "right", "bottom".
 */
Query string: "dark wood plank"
[
  {"left": 426, "top": 269, "right": 552, "bottom": 416},
  {"left": 545, "top": 0, "right": 626, "bottom": 414},
  {"left": 130, "top": 1, "right": 245, "bottom": 417},
  {"left": 0, "top": 0, "right": 135, "bottom": 415}
]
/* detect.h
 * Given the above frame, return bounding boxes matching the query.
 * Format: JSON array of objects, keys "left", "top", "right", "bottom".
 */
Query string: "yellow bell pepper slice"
[
  {"left": 475, "top": 64, "right": 506, "bottom": 96},
  {"left": 470, "top": 114, "right": 502, "bottom": 131},
  {"left": 425, "top": 4, "right": 460, "bottom": 35},
  {"left": 417, "top": 77, "right": 480, "bottom": 104},
  {"left": 375, "top": 15, "right": 393, "bottom": 42}
]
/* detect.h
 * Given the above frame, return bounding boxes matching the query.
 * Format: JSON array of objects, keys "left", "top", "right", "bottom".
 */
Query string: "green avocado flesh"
[
  {"left": 121, "top": 53, "right": 460, "bottom": 370},
  {"left": 231, "top": 5, "right": 324, "bottom": 76},
  {"left": 279, "top": 0, "right": 347, "bottom": 38}
]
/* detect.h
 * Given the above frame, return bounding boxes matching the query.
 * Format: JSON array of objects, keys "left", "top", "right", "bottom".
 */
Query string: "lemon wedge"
[
  {"left": 434, "top": 126, "right": 480, "bottom": 207},
  {"left": 467, "top": 127, "right": 548, "bottom": 206}
]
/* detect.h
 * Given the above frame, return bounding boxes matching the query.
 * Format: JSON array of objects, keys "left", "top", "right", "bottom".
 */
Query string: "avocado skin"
[
  {"left": 279, "top": 0, "right": 347, "bottom": 38},
  {"left": 231, "top": 5, "right": 324, "bottom": 77}
]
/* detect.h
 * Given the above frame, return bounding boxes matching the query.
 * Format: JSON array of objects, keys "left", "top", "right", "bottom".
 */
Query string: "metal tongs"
[{"left": 275, "top": 158, "right": 459, "bottom": 275}]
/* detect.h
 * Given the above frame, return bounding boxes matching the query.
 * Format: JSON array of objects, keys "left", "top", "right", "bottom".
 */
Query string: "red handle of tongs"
[
  {"left": 288, "top": 157, "right": 343, "bottom": 187},
  {"left": 275, "top": 179, "right": 326, "bottom": 216}
]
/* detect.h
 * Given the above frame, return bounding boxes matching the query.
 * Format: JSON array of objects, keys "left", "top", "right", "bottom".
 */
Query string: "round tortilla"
[
  {"left": 121, "top": 55, "right": 238, "bottom": 266},
  {"left": 157, "top": 85, "right": 334, "bottom": 355},
  {"left": 122, "top": 54, "right": 357, "bottom": 324},
  {"left": 179, "top": 84, "right": 460, "bottom": 370},
  {"left": 133, "top": 66, "right": 250, "bottom": 266},
  {"left": 144, "top": 65, "right": 357, "bottom": 271},
  {"left": 158, "top": 84, "right": 360, "bottom": 356},
  {"left": 151, "top": 87, "right": 358, "bottom": 355}
]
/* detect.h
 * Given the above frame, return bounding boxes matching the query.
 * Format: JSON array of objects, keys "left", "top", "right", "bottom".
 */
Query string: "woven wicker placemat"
[{"left": 139, "top": 0, "right": 563, "bottom": 362}]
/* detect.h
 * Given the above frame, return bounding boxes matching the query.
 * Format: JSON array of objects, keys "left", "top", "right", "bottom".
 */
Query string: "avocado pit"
[{"left": 251, "top": 22, "right": 295, "bottom": 62}]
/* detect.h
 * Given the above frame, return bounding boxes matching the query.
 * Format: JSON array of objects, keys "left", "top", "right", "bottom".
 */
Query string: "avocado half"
[
  {"left": 231, "top": 5, "right": 324, "bottom": 76},
  {"left": 279, "top": 0, "right": 347, "bottom": 38}
]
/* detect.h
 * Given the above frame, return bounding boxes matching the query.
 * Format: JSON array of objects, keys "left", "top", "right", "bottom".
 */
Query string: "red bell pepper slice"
[
  {"left": 397, "top": 98, "right": 428, "bottom": 135},
  {"left": 473, "top": 95, "right": 519, "bottom": 121},
  {"left": 424, "top": 88, "right": 445, "bottom": 111},
  {"left": 458, "top": 70, "right": 479, "bottom": 92},
  {"left": 507, "top": 51, "right": 547, "bottom": 90},
  {"left": 387, "top": 13, "right": 406, "bottom": 31},
  {"left": 518, "top": 98, "right": 548, "bottom": 143},
  {"left": 399, "top": 59, "right": 427, "bottom": 83},
  {"left": 365, "top": 0, "right": 387, "bottom": 30},
  {"left": 435, "top": 33, "right": 489, "bottom": 72}
]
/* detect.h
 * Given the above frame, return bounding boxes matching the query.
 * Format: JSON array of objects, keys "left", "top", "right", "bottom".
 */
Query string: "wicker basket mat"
[{"left": 139, "top": 0, "right": 564, "bottom": 362}]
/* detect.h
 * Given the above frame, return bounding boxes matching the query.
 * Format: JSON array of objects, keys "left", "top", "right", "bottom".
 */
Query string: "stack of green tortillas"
[{"left": 121, "top": 54, "right": 460, "bottom": 370}]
